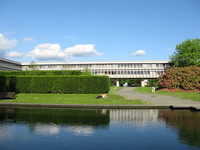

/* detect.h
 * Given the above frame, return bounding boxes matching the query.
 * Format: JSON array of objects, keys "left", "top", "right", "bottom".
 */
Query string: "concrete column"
[
  {"left": 116, "top": 80, "right": 120, "bottom": 87},
  {"left": 141, "top": 80, "right": 145, "bottom": 87},
  {"left": 141, "top": 79, "right": 148, "bottom": 87}
]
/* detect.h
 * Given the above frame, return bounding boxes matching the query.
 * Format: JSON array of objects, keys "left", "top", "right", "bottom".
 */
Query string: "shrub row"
[
  {"left": 0, "top": 70, "right": 82, "bottom": 76},
  {"left": 0, "top": 76, "right": 16, "bottom": 92},
  {"left": 0, "top": 75, "right": 110, "bottom": 94},
  {"left": 158, "top": 66, "right": 200, "bottom": 90}
]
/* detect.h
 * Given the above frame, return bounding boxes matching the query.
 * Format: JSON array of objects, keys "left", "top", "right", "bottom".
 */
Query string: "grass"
[
  {"left": 0, "top": 87, "right": 146, "bottom": 105},
  {"left": 134, "top": 87, "right": 200, "bottom": 101}
]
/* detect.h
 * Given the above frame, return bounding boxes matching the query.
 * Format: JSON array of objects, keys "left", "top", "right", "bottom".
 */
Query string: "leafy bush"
[
  {"left": 146, "top": 79, "right": 159, "bottom": 87},
  {"left": 120, "top": 79, "right": 141, "bottom": 87},
  {"left": 159, "top": 66, "right": 200, "bottom": 90},
  {"left": 0, "top": 75, "right": 110, "bottom": 94}
]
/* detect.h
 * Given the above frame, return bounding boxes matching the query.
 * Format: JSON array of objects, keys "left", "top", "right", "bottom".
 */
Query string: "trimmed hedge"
[
  {"left": 0, "top": 75, "right": 110, "bottom": 94},
  {"left": 0, "top": 70, "right": 82, "bottom": 76},
  {"left": 0, "top": 76, "right": 16, "bottom": 92},
  {"left": 158, "top": 66, "right": 200, "bottom": 90}
]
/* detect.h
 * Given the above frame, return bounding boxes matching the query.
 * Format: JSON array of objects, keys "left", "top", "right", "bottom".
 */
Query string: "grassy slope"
[
  {"left": 0, "top": 87, "right": 146, "bottom": 105},
  {"left": 134, "top": 87, "right": 200, "bottom": 101}
]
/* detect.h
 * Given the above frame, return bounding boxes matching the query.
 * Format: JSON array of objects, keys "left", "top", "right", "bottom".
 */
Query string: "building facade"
[
  {"left": 22, "top": 61, "right": 171, "bottom": 86},
  {"left": 0, "top": 57, "right": 22, "bottom": 71},
  {"left": 0, "top": 58, "right": 171, "bottom": 86},
  {"left": 22, "top": 60, "right": 170, "bottom": 79}
]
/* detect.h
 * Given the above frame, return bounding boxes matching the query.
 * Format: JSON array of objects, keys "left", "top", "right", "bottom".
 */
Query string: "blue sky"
[{"left": 0, "top": 0, "right": 199, "bottom": 63}]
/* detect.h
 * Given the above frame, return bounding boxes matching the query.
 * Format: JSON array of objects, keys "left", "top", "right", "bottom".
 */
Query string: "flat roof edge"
[
  {"left": 22, "top": 60, "right": 170, "bottom": 65},
  {"left": 0, "top": 57, "right": 22, "bottom": 65}
]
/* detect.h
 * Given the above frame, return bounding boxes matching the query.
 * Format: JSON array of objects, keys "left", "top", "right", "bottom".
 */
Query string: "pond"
[{"left": 0, "top": 107, "right": 200, "bottom": 150}]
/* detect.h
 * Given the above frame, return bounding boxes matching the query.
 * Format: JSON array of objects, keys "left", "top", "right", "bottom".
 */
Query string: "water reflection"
[
  {"left": 34, "top": 123, "right": 60, "bottom": 135},
  {"left": 110, "top": 109, "right": 160, "bottom": 127},
  {"left": 0, "top": 127, "right": 14, "bottom": 140},
  {"left": 0, "top": 107, "right": 110, "bottom": 137},
  {"left": 0, "top": 107, "right": 200, "bottom": 149},
  {"left": 0, "top": 107, "right": 110, "bottom": 126},
  {"left": 66, "top": 125, "right": 94, "bottom": 136},
  {"left": 159, "top": 110, "right": 200, "bottom": 148}
]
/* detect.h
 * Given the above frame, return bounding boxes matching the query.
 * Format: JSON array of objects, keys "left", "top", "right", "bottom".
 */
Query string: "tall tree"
[
  {"left": 28, "top": 60, "right": 39, "bottom": 70},
  {"left": 170, "top": 39, "right": 200, "bottom": 67}
]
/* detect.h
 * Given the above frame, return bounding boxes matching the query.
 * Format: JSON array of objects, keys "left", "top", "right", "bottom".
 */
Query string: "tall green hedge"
[
  {"left": 0, "top": 70, "right": 82, "bottom": 76},
  {"left": 0, "top": 76, "right": 16, "bottom": 92},
  {"left": 0, "top": 75, "right": 110, "bottom": 94}
]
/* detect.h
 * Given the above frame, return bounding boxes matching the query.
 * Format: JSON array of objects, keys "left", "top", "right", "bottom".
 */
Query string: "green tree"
[
  {"left": 28, "top": 60, "right": 39, "bottom": 70},
  {"left": 62, "top": 62, "right": 69, "bottom": 70},
  {"left": 170, "top": 39, "right": 200, "bottom": 67},
  {"left": 82, "top": 67, "right": 91, "bottom": 75}
]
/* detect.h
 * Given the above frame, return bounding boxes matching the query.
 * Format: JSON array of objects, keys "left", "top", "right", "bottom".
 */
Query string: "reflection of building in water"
[{"left": 110, "top": 109, "right": 159, "bottom": 126}]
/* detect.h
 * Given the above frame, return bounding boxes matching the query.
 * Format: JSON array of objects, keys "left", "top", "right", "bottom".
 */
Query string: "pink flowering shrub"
[{"left": 158, "top": 66, "right": 200, "bottom": 90}]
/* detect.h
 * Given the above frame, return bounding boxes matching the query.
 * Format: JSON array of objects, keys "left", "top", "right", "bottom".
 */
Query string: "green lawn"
[
  {"left": 134, "top": 87, "right": 200, "bottom": 101},
  {"left": 0, "top": 87, "right": 146, "bottom": 105}
]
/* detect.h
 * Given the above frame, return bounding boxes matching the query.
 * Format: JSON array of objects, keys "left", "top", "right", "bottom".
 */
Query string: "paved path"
[{"left": 116, "top": 87, "right": 200, "bottom": 108}]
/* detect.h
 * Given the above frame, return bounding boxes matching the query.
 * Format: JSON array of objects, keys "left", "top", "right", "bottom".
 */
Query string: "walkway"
[{"left": 116, "top": 87, "right": 200, "bottom": 109}]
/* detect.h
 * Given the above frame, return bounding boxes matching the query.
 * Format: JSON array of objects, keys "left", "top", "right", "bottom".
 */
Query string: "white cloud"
[
  {"left": 6, "top": 51, "right": 23, "bottom": 58},
  {"left": 27, "top": 43, "right": 66, "bottom": 61},
  {"left": 0, "top": 127, "right": 14, "bottom": 140},
  {"left": 132, "top": 50, "right": 146, "bottom": 56},
  {"left": 0, "top": 33, "right": 17, "bottom": 56},
  {"left": 23, "top": 37, "right": 34, "bottom": 42},
  {"left": 27, "top": 43, "right": 102, "bottom": 61},
  {"left": 65, "top": 44, "right": 102, "bottom": 57}
]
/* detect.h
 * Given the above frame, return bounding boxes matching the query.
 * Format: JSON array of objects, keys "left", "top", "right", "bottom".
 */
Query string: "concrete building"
[
  {"left": 0, "top": 57, "right": 22, "bottom": 71},
  {"left": 0, "top": 57, "right": 171, "bottom": 86},
  {"left": 22, "top": 60, "right": 171, "bottom": 86}
]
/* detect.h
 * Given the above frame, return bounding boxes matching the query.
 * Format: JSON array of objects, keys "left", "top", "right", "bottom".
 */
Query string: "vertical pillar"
[
  {"left": 141, "top": 80, "right": 145, "bottom": 87},
  {"left": 116, "top": 80, "right": 120, "bottom": 87},
  {"left": 141, "top": 79, "right": 148, "bottom": 87}
]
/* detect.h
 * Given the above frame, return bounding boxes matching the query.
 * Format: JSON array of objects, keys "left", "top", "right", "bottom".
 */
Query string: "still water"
[{"left": 0, "top": 107, "right": 200, "bottom": 150}]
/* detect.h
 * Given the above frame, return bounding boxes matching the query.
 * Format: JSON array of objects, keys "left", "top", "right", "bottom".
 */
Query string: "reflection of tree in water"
[
  {"left": 0, "top": 107, "right": 110, "bottom": 135},
  {"left": 0, "top": 107, "right": 109, "bottom": 126},
  {"left": 0, "top": 107, "right": 17, "bottom": 123},
  {"left": 159, "top": 110, "right": 200, "bottom": 148}
]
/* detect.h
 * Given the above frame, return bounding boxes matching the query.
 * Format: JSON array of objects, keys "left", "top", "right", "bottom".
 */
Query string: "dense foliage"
[
  {"left": 158, "top": 66, "right": 200, "bottom": 90},
  {"left": 119, "top": 79, "right": 141, "bottom": 87},
  {"left": 0, "top": 70, "right": 82, "bottom": 76},
  {"left": 170, "top": 39, "right": 200, "bottom": 67},
  {"left": 146, "top": 79, "right": 159, "bottom": 87},
  {"left": 0, "top": 76, "right": 16, "bottom": 92},
  {"left": 0, "top": 75, "right": 110, "bottom": 94}
]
